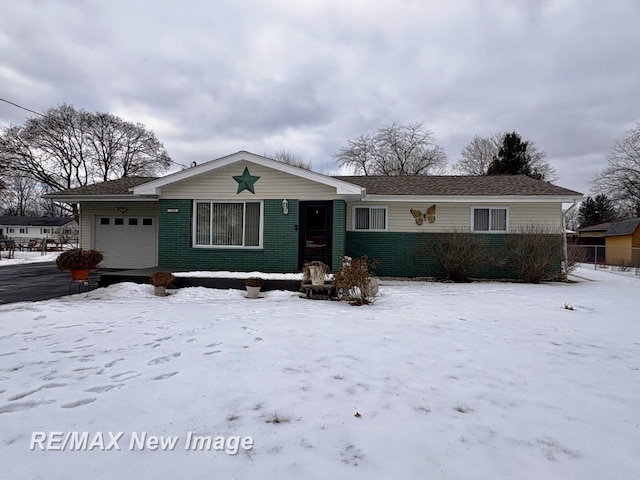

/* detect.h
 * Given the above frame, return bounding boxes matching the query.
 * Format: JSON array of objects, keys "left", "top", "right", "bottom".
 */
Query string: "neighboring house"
[
  {"left": 604, "top": 218, "right": 640, "bottom": 266},
  {"left": 0, "top": 216, "right": 78, "bottom": 241},
  {"left": 576, "top": 222, "right": 611, "bottom": 263},
  {"left": 45, "top": 151, "right": 583, "bottom": 276}
]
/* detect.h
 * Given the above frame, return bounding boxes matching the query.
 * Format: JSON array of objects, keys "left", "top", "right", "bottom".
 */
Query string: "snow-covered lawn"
[
  {"left": 0, "top": 267, "right": 638, "bottom": 479},
  {"left": 0, "top": 251, "right": 61, "bottom": 266}
]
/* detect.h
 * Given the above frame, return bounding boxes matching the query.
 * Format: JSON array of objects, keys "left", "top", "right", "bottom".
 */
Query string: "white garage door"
[{"left": 94, "top": 216, "right": 157, "bottom": 269}]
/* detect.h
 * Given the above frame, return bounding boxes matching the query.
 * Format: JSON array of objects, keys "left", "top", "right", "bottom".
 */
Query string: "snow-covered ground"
[
  {"left": 0, "top": 251, "right": 61, "bottom": 266},
  {"left": 0, "top": 267, "right": 638, "bottom": 479}
]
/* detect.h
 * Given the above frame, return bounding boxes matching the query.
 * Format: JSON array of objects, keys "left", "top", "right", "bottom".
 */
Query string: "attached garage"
[{"left": 94, "top": 215, "right": 157, "bottom": 269}]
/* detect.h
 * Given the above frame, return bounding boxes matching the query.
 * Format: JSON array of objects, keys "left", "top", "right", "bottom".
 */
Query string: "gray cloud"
[{"left": 1, "top": 0, "right": 639, "bottom": 194}]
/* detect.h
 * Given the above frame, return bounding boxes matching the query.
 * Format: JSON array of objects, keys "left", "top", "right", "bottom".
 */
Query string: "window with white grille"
[{"left": 194, "top": 201, "right": 262, "bottom": 247}]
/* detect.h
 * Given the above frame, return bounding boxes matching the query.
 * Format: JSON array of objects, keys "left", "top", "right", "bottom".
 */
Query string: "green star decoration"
[{"left": 232, "top": 167, "right": 260, "bottom": 194}]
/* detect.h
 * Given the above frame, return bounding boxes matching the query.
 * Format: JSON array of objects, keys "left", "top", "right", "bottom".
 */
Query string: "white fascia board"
[
  {"left": 43, "top": 195, "right": 158, "bottom": 203},
  {"left": 132, "top": 150, "right": 363, "bottom": 196},
  {"left": 361, "top": 194, "right": 584, "bottom": 203}
]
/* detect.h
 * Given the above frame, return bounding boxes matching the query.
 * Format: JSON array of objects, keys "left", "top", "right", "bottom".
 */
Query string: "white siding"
[
  {"left": 160, "top": 161, "right": 343, "bottom": 200},
  {"left": 347, "top": 201, "right": 563, "bottom": 233}
]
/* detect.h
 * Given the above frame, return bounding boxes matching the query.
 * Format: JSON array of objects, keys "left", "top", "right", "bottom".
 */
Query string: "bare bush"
[
  {"left": 564, "top": 245, "right": 588, "bottom": 276},
  {"left": 503, "top": 224, "right": 564, "bottom": 283},
  {"left": 418, "top": 230, "right": 488, "bottom": 282},
  {"left": 334, "top": 256, "right": 379, "bottom": 305}
]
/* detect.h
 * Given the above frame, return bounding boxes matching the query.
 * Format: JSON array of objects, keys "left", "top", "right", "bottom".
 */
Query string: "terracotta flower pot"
[{"left": 70, "top": 269, "right": 91, "bottom": 281}]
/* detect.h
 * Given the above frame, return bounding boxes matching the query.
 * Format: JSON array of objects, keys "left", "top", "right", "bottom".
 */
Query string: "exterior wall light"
[{"left": 282, "top": 199, "right": 289, "bottom": 215}]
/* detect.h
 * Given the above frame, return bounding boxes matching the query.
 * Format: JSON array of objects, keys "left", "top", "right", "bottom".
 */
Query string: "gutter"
[{"left": 561, "top": 200, "right": 579, "bottom": 278}]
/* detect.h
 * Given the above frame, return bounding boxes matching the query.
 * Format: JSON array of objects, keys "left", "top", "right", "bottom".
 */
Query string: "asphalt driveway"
[{"left": 0, "top": 262, "right": 100, "bottom": 305}]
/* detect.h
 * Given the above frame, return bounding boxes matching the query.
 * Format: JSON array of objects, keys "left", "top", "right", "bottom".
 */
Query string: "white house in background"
[{"left": 0, "top": 216, "right": 78, "bottom": 240}]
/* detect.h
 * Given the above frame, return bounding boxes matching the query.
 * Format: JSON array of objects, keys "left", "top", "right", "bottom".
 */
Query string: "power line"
[
  {"left": 0, "top": 97, "right": 45, "bottom": 117},
  {"left": 0, "top": 96, "right": 184, "bottom": 169}
]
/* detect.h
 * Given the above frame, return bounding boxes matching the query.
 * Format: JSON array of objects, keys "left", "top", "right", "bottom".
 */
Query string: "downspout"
[{"left": 561, "top": 200, "right": 578, "bottom": 279}]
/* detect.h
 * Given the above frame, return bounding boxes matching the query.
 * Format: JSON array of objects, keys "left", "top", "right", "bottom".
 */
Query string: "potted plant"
[
  {"left": 55, "top": 248, "right": 104, "bottom": 281},
  {"left": 150, "top": 271, "right": 175, "bottom": 297},
  {"left": 244, "top": 277, "right": 265, "bottom": 298}
]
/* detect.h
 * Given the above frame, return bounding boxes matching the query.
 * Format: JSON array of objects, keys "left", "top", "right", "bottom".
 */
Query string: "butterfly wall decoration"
[{"left": 410, "top": 205, "right": 436, "bottom": 225}]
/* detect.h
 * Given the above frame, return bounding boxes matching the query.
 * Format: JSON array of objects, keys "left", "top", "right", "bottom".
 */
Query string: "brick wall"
[{"left": 158, "top": 199, "right": 299, "bottom": 272}]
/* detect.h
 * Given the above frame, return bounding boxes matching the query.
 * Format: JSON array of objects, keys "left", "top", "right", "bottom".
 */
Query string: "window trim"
[
  {"left": 192, "top": 200, "right": 264, "bottom": 249},
  {"left": 352, "top": 205, "right": 388, "bottom": 231},
  {"left": 470, "top": 206, "right": 509, "bottom": 233}
]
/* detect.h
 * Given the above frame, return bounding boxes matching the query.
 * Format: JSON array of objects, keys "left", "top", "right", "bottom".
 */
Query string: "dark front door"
[{"left": 299, "top": 201, "right": 333, "bottom": 269}]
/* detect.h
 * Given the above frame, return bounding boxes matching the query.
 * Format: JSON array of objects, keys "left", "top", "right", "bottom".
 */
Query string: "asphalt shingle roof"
[
  {"left": 50, "top": 174, "right": 582, "bottom": 198},
  {"left": 605, "top": 218, "right": 640, "bottom": 237},
  {"left": 333, "top": 175, "right": 582, "bottom": 196},
  {"left": 51, "top": 177, "right": 158, "bottom": 196},
  {"left": 578, "top": 222, "right": 612, "bottom": 233},
  {"left": 0, "top": 216, "right": 75, "bottom": 227}
]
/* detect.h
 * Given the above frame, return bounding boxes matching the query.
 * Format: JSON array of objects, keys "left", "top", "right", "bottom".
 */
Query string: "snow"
[
  {"left": 0, "top": 267, "right": 638, "bottom": 479},
  {"left": 0, "top": 251, "right": 61, "bottom": 266},
  {"left": 173, "top": 270, "right": 305, "bottom": 280}
]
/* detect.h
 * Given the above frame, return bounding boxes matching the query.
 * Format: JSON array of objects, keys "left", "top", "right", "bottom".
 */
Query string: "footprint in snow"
[
  {"left": 61, "top": 398, "right": 96, "bottom": 409},
  {"left": 110, "top": 371, "right": 141, "bottom": 382},
  {"left": 7, "top": 383, "right": 67, "bottom": 401},
  {"left": 85, "top": 384, "right": 124, "bottom": 393},
  {"left": 148, "top": 353, "right": 181, "bottom": 365},
  {"left": 0, "top": 400, "right": 55, "bottom": 414},
  {"left": 151, "top": 371, "right": 178, "bottom": 380},
  {"left": 203, "top": 350, "right": 222, "bottom": 355}
]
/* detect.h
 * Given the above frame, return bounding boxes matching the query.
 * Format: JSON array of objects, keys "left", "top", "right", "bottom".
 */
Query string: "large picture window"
[
  {"left": 472, "top": 207, "right": 508, "bottom": 232},
  {"left": 353, "top": 206, "right": 387, "bottom": 231},
  {"left": 194, "top": 201, "right": 262, "bottom": 247}
]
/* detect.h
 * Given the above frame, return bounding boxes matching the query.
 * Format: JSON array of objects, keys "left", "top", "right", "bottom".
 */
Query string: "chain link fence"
[{"left": 568, "top": 244, "right": 640, "bottom": 275}]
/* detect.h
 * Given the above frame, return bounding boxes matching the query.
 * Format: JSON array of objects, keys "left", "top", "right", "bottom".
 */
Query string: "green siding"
[
  {"left": 158, "top": 199, "right": 299, "bottom": 272},
  {"left": 346, "top": 231, "right": 563, "bottom": 279},
  {"left": 332, "top": 200, "right": 346, "bottom": 269}
]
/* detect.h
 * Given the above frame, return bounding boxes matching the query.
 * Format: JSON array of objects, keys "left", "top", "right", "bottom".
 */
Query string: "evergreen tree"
[
  {"left": 487, "top": 132, "right": 542, "bottom": 179},
  {"left": 578, "top": 194, "right": 618, "bottom": 228}
]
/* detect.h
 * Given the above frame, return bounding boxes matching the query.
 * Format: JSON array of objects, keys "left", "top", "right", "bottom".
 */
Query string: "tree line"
[{"left": 1, "top": 105, "right": 638, "bottom": 229}]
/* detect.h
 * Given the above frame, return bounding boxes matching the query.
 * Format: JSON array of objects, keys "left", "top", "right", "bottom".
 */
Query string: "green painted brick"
[
  {"left": 158, "top": 199, "right": 300, "bottom": 272},
  {"left": 346, "top": 231, "right": 564, "bottom": 279}
]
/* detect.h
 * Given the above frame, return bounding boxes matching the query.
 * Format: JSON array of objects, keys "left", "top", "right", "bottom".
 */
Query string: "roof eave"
[
  {"left": 43, "top": 194, "right": 158, "bottom": 202},
  {"left": 361, "top": 194, "right": 584, "bottom": 203}
]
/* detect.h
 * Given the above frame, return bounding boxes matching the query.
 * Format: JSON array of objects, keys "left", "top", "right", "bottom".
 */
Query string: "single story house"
[
  {"left": 604, "top": 218, "right": 640, "bottom": 266},
  {"left": 45, "top": 151, "right": 583, "bottom": 278},
  {"left": 0, "top": 216, "right": 78, "bottom": 241}
]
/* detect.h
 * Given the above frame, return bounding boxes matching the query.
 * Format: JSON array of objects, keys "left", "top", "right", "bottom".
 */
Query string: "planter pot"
[
  {"left": 154, "top": 286, "right": 167, "bottom": 297},
  {"left": 70, "top": 269, "right": 91, "bottom": 281},
  {"left": 308, "top": 265, "right": 325, "bottom": 286},
  {"left": 245, "top": 286, "right": 261, "bottom": 298}
]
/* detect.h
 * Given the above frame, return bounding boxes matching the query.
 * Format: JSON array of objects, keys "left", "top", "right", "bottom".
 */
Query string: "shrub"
[
  {"left": 245, "top": 277, "right": 265, "bottom": 288},
  {"left": 417, "top": 230, "right": 488, "bottom": 282},
  {"left": 502, "top": 224, "right": 564, "bottom": 283},
  {"left": 150, "top": 271, "right": 175, "bottom": 288},
  {"left": 55, "top": 249, "right": 104, "bottom": 271},
  {"left": 334, "top": 255, "right": 379, "bottom": 305},
  {"left": 564, "top": 245, "right": 588, "bottom": 276}
]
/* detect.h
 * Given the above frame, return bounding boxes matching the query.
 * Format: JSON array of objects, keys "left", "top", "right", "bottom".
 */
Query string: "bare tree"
[
  {"left": 335, "top": 122, "right": 447, "bottom": 176},
  {"left": 0, "top": 174, "right": 40, "bottom": 216},
  {"left": 592, "top": 123, "right": 640, "bottom": 217},
  {"left": 0, "top": 104, "right": 172, "bottom": 218},
  {"left": 454, "top": 134, "right": 502, "bottom": 175},
  {"left": 454, "top": 132, "right": 557, "bottom": 181},
  {"left": 265, "top": 150, "right": 312, "bottom": 170}
]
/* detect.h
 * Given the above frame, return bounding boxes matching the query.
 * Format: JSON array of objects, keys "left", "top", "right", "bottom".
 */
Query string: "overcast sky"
[{"left": 1, "top": 0, "right": 639, "bottom": 195}]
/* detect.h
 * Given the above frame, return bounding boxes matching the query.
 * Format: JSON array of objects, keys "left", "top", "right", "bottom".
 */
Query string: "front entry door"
[{"left": 299, "top": 201, "right": 333, "bottom": 269}]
